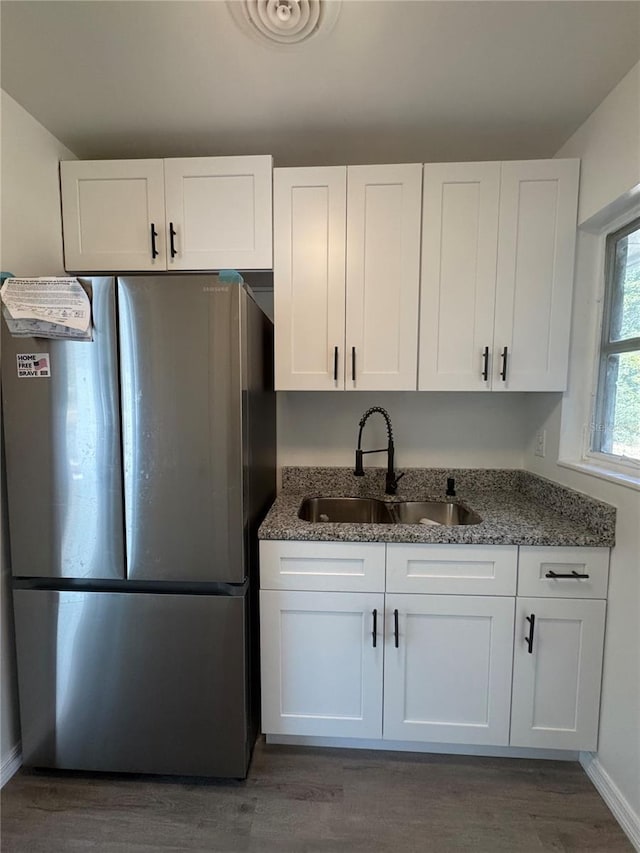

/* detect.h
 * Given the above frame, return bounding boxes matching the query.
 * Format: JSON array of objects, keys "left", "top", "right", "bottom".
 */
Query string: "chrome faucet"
[{"left": 354, "top": 406, "right": 404, "bottom": 495}]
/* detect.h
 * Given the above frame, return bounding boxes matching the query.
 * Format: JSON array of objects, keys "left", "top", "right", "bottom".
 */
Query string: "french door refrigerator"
[{"left": 2, "top": 275, "right": 275, "bottom": 777}]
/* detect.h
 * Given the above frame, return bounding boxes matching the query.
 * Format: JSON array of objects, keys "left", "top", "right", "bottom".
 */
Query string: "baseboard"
[
  {"left": 1, "top": 742, "right": 22, "bottom": 788},
  {"left": 580, "top": 751, "right": 640, "bottom": 851},
  {"left": 266, "top": 734, "right": 578, "bottom": 761}
]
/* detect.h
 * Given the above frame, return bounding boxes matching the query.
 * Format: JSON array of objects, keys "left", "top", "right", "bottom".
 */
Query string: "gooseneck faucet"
[{"left": 354, "top": 406, "right": 404, "bottom": 495}]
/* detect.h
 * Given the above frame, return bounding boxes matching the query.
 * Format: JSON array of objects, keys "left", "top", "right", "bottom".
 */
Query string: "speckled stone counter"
[{"left": 258, "top": 467, "right": 616, "bottom": 547}]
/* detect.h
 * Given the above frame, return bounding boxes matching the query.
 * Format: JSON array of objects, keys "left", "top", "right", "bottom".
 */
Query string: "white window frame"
[
  {"left": 558, "top": 203, "right": 640, "bottom": 491},
  {"left": 589, "top": 216, "right": 640, "bottom": 465}
]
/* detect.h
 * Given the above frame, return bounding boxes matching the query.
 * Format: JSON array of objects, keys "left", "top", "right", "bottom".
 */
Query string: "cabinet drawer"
[
  {"left": 386, "top": 544, "right": 517, "bottom": 595},
  {"left": 259, "top": 541, "right": 385, "bottom": 592},
  {"left": 517, "top": 547, "right": 609, "bottom": 599}
]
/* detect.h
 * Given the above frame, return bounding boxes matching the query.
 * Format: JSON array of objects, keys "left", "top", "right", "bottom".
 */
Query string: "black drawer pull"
[
  {"left": 169, "top": 222, "right": 177, "bottom": 258},
  {"left": 333, "top": 346, "right": 338, "bottom": 381},
  {"left": 150, "top": 223, "right": 159, "bottom": 258},
  {"left": 372, "top": 609, "right": 377, "bottom": 648},
  {"left": 525, "top": 613, "right": 535, "bottom": 654},
  {"left": 351, "top": 346, "right": 356, "bottom": 382},
  {"left": 393, "top": 608, "right": 399, "bottom": 648},
  {"left": 482, "top": 346, "right": 489, "bottom": 381},
  {"left": 545, "top": 570, "right": 590, "bottom": 580}
]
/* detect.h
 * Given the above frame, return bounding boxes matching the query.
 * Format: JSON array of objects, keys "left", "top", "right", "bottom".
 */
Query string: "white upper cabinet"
[
  {"left": 419, "top": 162, "right": 500, "bottom": 391},
  {"left": 60, "top": 156, "right": 273, "bottom": 272},
  {"left": 346, "top": 164, "right": 422, "bottom": 391},
  {"left": 61, "top": 160, "right": 167, "bottom": 272},
  {"left": 274, "top": 163, "right": 422, "bottom": 391},
  {"left": 493, "top": 160, "right": 580, "bottom": 391},
  {"left": 274, "top": 167, "right": 347, "bottom": 391},
  {"left": 418, "top": 158, "right": 579, "bottom": 392},
  {"left": 163, "top": 156, "right": 273, "bottom": 271}
]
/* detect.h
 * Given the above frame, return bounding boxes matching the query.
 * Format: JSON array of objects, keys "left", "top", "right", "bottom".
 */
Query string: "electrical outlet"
[{"left": 534, "top": 429, "right": 546, "bottom": 458}]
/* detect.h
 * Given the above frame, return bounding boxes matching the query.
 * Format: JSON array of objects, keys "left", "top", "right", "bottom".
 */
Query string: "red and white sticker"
[{"left": 16, "top": 353, "right": 51, "bottom": 378}]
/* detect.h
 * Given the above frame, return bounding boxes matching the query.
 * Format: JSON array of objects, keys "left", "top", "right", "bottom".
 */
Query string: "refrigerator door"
[
  {"left": 118, "top": 276, "right": 244, "bottom": 583},
  {"left": 14, "top": 588, "right": 250, "bottom": 778},
  {"left": 1, "top": 278, "right": 125, "bottom": 580}
]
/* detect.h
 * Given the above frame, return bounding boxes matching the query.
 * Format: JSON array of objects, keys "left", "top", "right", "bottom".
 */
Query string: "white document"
[{"left": 0, "top": 277, "right": 92, "bottom": 340}]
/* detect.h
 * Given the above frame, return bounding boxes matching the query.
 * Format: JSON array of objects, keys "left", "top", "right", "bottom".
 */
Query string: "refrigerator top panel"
[
  {"left": 1, "top": 277, "right": 125, "bottom": 581},
  {"left": 118, "top": 276, "right": 246, "bottom": 584}
]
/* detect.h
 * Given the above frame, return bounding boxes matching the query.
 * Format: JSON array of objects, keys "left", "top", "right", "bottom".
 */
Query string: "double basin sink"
[{"left": 299, "top": 496, "right": 482, "bottom": 527}]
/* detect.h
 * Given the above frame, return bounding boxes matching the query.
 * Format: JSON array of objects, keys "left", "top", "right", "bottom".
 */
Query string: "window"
[{"left": 592, "top": 217, "right": 640, "bottom": 463}]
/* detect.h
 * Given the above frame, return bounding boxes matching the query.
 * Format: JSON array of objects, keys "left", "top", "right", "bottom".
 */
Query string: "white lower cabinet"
[
  {"left": 383, "top": 594, "right": 515, "bottom": 745},
  {"left": 510, "top": 597, "right": 606, "bottom": 751},
  {"left": 260, "top": 589, "right": 384, "bottom": 738},
  {"left": 260, "top": 541, "right": 608, "bottom": 754}
]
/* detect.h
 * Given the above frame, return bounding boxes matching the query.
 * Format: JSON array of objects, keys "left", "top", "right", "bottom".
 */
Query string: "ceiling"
[{"left": 2, "top": 1, "right": 639, "bottom": 165}]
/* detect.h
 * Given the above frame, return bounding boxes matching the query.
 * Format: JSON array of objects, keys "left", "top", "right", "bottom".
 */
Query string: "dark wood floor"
[{"left": 1, "top": 739, "right": 632, "bottom": 852}]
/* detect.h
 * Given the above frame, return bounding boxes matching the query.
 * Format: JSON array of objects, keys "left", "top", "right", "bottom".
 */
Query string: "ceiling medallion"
[{"left": 227, "top": 0, "right": 341, "bottom": 47}]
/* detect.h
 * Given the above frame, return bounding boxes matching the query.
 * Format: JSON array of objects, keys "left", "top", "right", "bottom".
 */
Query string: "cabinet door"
[
  {"left": 260, "top": 590, "right": 384, "bottom": 738},
  {"left": 384, "top": 594, "right": 515, "bottom": 745},
  {"left": 510, "top": 597, "right": 606, "bottom": 750},
  {"left": 346, "top": 164, "right": 422, "bottom": 391},
  {"left": 273, "top": 167, "right": 347, "bottom": 390},
  {"left": 60, "top": 160, "right": 166, "bottom": 271},
  {"left": 493, "top": 159, "right": 579, "bottom": 391},
  {"left": 163, "top": 155, "right": 273, "bottom": 270},
  {"left": 419, "top": 163, "right": 500, "bottom": 391}
]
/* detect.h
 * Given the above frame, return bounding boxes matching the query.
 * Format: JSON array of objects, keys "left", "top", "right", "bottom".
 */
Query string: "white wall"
[
  {"left": 0, "top": 90, "right": 76, "bottom": 780},
  {"left": 524, "top": 63, "right": 640, "bottom": 838},
  {"left": 278, "top": 391, "right": 532, "bottom": 471},
  {"left": 556, "top": 62, "right": 639, "bottom": 226}
]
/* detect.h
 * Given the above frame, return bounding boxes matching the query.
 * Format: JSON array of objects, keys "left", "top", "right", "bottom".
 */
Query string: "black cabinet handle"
[
  {"left": 500, "top": 346, "right": 508, "bottom": 381},
  {"left": 545, "top": 570, "right": 590, "bottom": 580},
  {"left": 351, "top": 346, "right": 356, "bottom": 382},
  {"left": 372, "top": 609, "right": 377, "bottom": 648},
  {"left": 393, "top": 608, "right": 399, "bottom": 648},
  {"left": 482, "top": 346, "right": 489, "bottom": 381},
  {"left": 150, "top": 223, "right": 159, "bottom": 259},
  {"left": 169, "top": 222, "right": 177, "bottom": 258},
  {"left": 525, "top": 614, "right": 535, "bottom": 654},
  {"left": 334, "top": 346, "right": 339, "bottom": 382}
]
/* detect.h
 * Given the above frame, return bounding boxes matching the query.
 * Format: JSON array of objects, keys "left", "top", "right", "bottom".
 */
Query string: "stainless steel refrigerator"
[{"left": 2, "top": 275, "right": 275, "bottom": 778}]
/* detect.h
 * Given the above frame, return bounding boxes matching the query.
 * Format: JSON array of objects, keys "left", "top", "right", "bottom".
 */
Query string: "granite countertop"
[{"left": 258, "top": 467, "right": 616, "bottom": 547}]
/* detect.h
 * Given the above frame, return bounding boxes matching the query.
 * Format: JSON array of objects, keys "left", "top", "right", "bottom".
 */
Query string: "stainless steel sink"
[
  {"left": 388, "top": 500, "right": 482, "bottom": 526},
  {"left": 298, "top": 497, "right": 482, "bottom": 526},
  {"left": 298, "top": 497, "right": 393, "bottom": 524}
]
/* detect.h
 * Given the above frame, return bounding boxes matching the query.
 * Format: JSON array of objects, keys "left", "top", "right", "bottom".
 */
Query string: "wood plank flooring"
[{"left": 1, "top": 739, "right": 632, "bottom": 852}]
